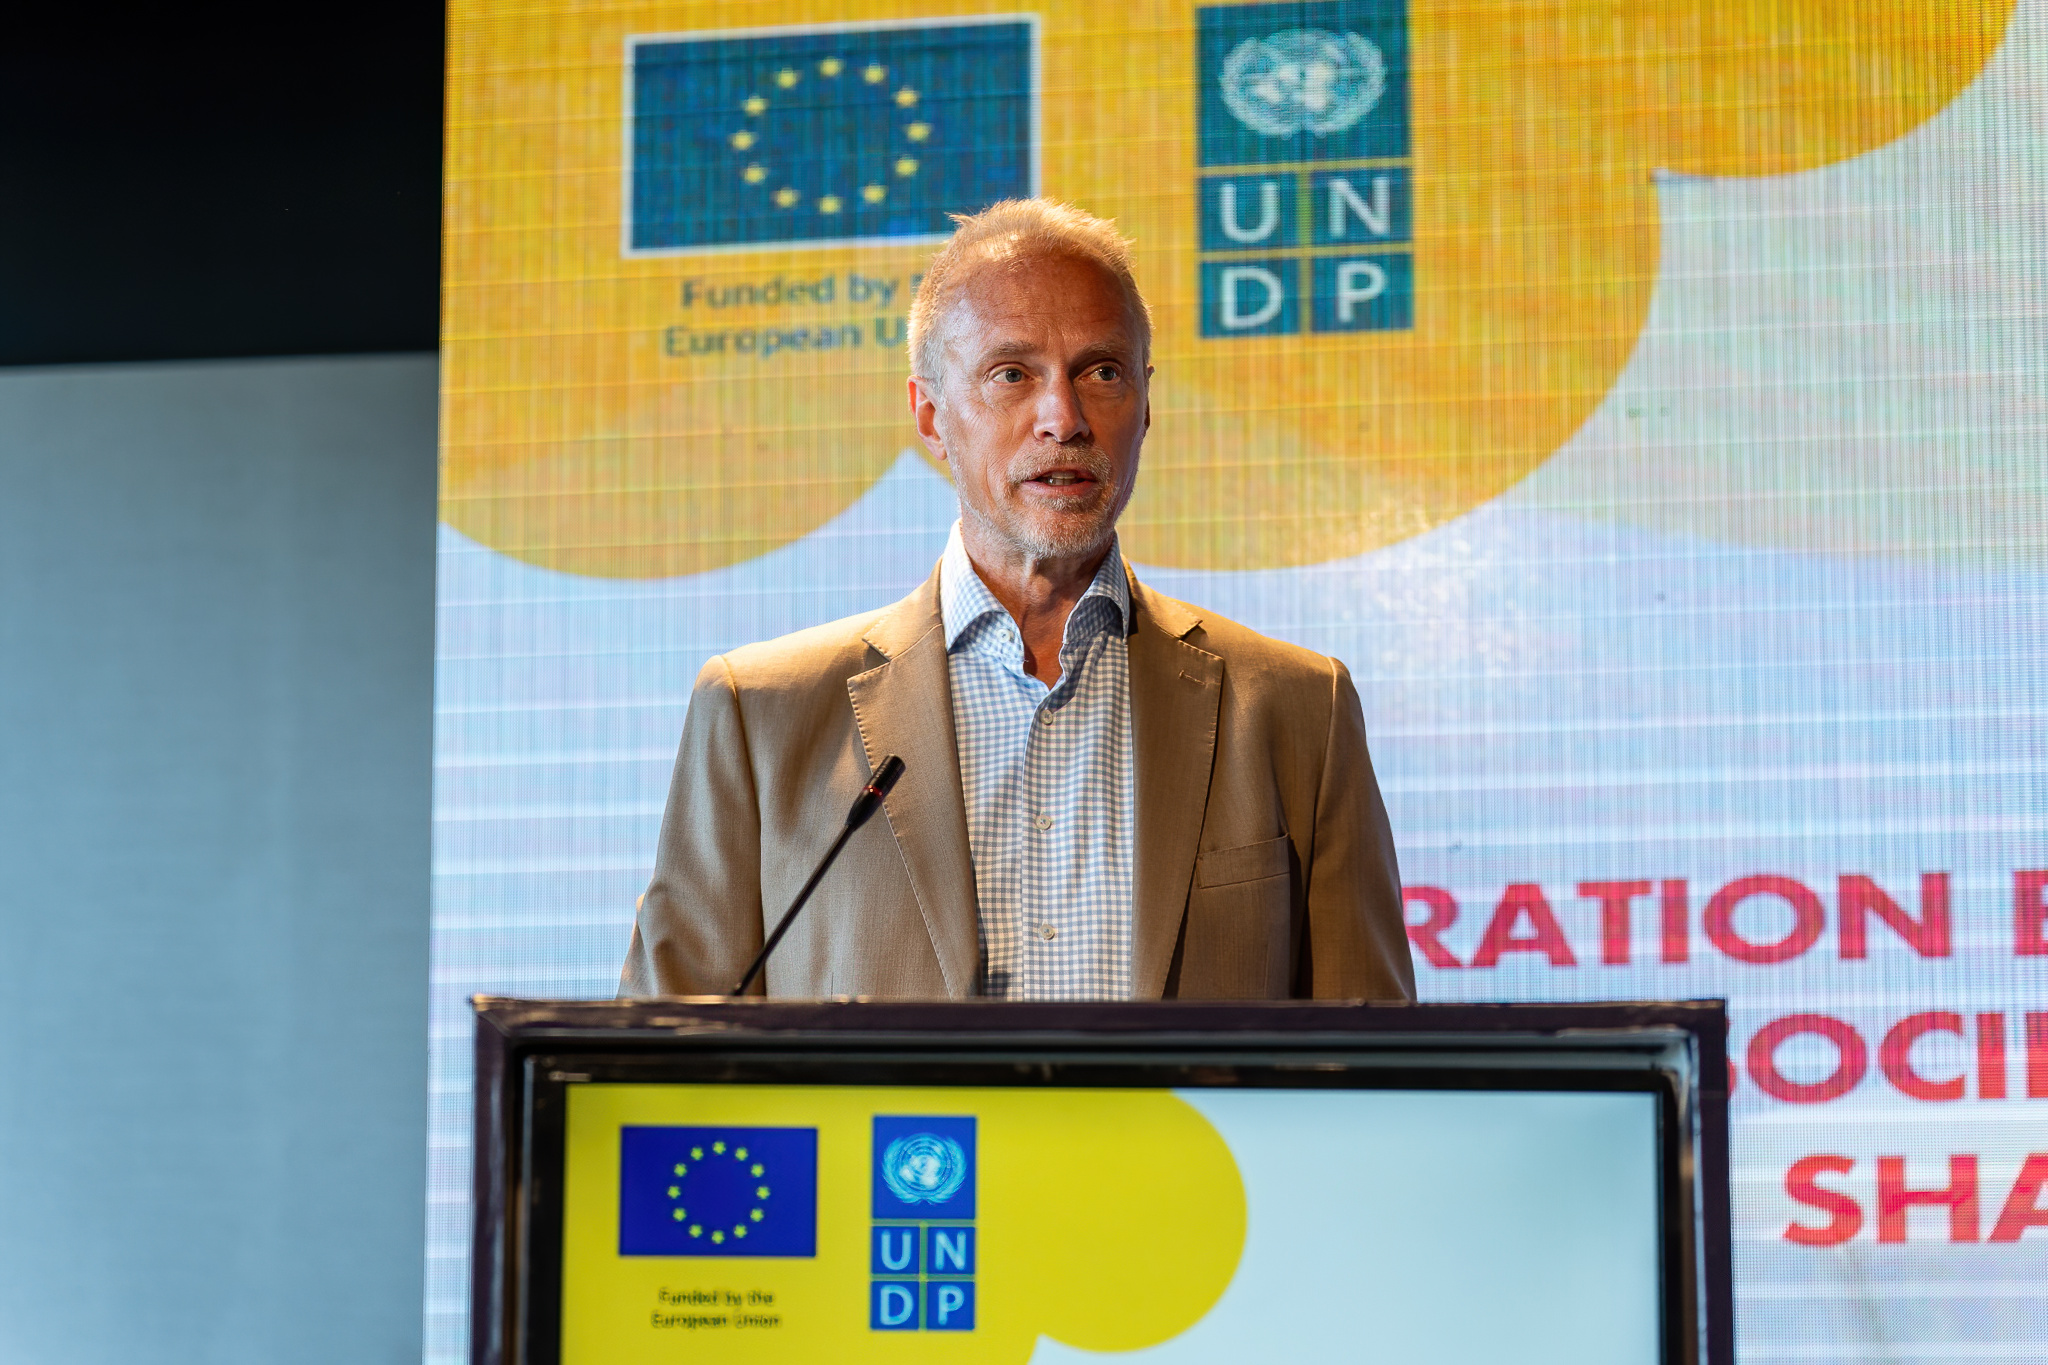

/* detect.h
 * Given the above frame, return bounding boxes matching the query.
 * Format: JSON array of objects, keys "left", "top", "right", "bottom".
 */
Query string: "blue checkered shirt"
[{"left": 939, "top": 523, "right": 1134, "bottom": 1000}]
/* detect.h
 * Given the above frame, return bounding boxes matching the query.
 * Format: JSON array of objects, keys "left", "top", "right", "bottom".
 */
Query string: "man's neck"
[{"left": 958, "top": 521, "right": 1112, "bottom": 687}]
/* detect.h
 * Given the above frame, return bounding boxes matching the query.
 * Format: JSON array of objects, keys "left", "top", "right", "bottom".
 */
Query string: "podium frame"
[{"left": 471, "top": 997, "right": 1731, "bottom": 1365}]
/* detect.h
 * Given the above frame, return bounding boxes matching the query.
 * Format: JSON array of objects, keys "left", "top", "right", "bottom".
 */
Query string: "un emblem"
[
  {"left": 1198, "top": 0, "right": 1409, "bottom": 167},
  {"left": 881, "top": 1133, "right": 968, "bottom": 1206},
  {"left": 1221, "top": 29, "right": 1385, "bottom": 137}
]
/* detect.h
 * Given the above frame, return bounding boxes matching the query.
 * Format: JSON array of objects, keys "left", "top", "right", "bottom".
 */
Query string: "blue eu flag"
[
  {"left": 628, "top": 19, "right": 1037, "bottom": 252},
  {"left": 619, "top": 1126, "right": 818, "bottom": 1257}
]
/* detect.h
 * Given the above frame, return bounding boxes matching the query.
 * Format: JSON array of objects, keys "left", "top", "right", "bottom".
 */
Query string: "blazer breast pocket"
[
  {"left": 1195, "top": 835, "right": 1294, "bottom": 888},
  {"left": 1180, "top": 835, "right": 1297, "bottom": 998}
]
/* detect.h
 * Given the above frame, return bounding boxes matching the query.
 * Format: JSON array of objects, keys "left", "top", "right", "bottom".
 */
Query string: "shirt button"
[
  {"left": 1038, "top": 711, "right": 1054, "bottom": 727},
  {"left": 1038, "top": 923, "right": 1058, "bottom": 941},
  {"left": 1033, "top": 813, "right": 1054, "bottom": 831}
]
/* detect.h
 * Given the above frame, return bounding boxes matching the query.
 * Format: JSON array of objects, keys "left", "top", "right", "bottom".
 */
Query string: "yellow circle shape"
[{"left": 979, "top": 1089, "right": 1245, "bottom": 1353}]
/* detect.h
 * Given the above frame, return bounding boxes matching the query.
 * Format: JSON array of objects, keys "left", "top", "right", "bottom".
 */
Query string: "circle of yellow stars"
[
  {"left": 665, "top": 1139, "right": 771, "bottom": 1245},
  {"left": 728, "top": 56, "right": 933, "bottom": 216}
]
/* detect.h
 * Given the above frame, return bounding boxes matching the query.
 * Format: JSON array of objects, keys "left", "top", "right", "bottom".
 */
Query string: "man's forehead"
[
  {"left": 965, "top": 327, "right": 1139, "bottom": 362},
  {"left": 940, "top": 254, "right": 1141, "bottom": 360}
]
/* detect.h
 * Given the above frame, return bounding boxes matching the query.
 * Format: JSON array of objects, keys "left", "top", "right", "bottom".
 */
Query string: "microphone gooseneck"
[{"left": 730, "top": 755, "right": 905, "bottom": 997}]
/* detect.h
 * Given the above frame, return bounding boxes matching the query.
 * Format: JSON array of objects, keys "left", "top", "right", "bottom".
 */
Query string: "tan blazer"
[{"left": 620, "top": 564, "right": 1415, "bottom": 1001}]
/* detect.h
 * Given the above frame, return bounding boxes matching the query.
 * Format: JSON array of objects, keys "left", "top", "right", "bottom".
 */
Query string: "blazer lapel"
[
  {"left": 847, "top": 568, "right": 982, "bottom": 998},
  {"left": 1126, "top": 575, "right": 1224, "bottom": 999}
]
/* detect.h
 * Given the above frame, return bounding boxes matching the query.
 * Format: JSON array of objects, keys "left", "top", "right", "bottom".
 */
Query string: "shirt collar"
[{"left": 939, "top": 520, "right": 1131, "bottom": 652}]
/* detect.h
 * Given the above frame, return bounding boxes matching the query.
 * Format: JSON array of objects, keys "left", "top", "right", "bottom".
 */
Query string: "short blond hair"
[{"left": 907, "top": 198, "right": 1152, "bottom": 392}]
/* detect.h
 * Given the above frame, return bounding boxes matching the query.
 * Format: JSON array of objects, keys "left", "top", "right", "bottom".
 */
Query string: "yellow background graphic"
[
  {"left": 443, "top": 0, "right": 2013, "bottom": 578},
  {"left": 559, "top": 1084, "right": 1247, "bottom": 1362}
]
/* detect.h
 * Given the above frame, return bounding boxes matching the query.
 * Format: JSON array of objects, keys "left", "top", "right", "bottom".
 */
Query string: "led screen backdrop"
[{"left": 436, "top": 1, "right": 2047, "bottom": 1360}]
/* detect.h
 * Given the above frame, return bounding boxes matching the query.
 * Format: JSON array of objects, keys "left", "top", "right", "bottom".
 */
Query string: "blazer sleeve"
[
  {"left": 619, "top": 655, "right": 766, "bottom": 997},
  {"left": 1301, "top": 658, "right": 1418, "bottom": 1001}
]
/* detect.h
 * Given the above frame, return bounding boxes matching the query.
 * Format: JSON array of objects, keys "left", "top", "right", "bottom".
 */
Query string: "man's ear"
[{"left": 908, "top": 375, "right": 949, "bottom": 464}]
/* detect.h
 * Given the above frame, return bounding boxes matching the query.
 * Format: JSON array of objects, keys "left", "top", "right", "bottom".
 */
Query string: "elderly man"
[{"left": 621, "top": 198, "right": 1413, "bottom": 1002}]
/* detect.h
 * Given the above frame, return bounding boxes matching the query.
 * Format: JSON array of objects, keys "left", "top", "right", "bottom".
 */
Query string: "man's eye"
[
  {"left": 1090, "top": 365, "right": 1120, "bottom": 382},
  {"left": 993, "top": 366, "right": 1025, "bottom": 383}
]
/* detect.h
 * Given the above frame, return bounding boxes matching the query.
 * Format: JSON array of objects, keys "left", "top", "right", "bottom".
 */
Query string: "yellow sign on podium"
[{"left": 559, "top": 1083, "right": 1245, "bottom": 1362}]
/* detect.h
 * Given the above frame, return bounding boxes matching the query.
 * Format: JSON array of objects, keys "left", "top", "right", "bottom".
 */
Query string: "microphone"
[{"left": 730, "top": 755, "right": 905, "bottom": 997}]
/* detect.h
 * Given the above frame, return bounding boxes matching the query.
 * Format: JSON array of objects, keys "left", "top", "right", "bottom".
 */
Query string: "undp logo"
[
  {"left": 870, "top": 1115, "right": 977, "bottom": 1333},
  {"left": 1196, "top": 0, "right": 1412, "bottom": 337}
]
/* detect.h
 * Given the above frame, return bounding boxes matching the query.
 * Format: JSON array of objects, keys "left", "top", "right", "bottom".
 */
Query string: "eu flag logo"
[
  {"left": 618, "top": 1126, "right": 818, "bottom": 1257},
  {"left": 627, "top": 18, "right": 1038, "bottom": 254}
]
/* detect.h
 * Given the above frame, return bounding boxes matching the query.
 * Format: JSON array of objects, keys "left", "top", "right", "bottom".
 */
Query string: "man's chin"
[
  {"left": 1017, "top": 508, "right": 1118, "bottom": 560},
  {"left": 973, "top": 503, "right": 1116, "bottom": 563}
]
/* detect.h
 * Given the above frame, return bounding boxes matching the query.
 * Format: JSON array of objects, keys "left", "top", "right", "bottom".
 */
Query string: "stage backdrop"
[{"left": 434, "top": 1, "right": 2047, "bottom": 1360}]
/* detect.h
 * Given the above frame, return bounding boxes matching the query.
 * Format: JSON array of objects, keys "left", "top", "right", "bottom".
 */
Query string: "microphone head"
[{"left": 844, "top": 754, "right": 905, "bottom": 830}]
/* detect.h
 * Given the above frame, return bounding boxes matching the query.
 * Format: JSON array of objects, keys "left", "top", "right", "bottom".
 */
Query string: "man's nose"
[{"left": 1033, "top": 373, "right": 1092, "bottom": 444}]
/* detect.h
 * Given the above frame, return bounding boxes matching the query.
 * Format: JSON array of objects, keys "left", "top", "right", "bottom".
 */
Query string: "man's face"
[{"left": 910, "top": 252, "right": 1149, "bottom": 565}]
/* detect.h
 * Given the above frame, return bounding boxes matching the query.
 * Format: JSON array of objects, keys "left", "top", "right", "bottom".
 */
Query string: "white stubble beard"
[{"left": 958, "top": 445, "right": 1126, "bottom": 563}]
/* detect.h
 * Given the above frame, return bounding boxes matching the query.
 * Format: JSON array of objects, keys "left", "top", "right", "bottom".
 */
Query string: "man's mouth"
[
  {"left": 1011, "top": 450, "right": 1115, "bottom": 503},
  {"left": 1018, "top": 463, "right": 1107, "bottom": 492}
]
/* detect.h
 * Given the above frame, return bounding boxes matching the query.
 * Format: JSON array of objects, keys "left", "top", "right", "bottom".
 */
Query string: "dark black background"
[{"left": 0, "top": 0, "right": 444, "bottom": 365}]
